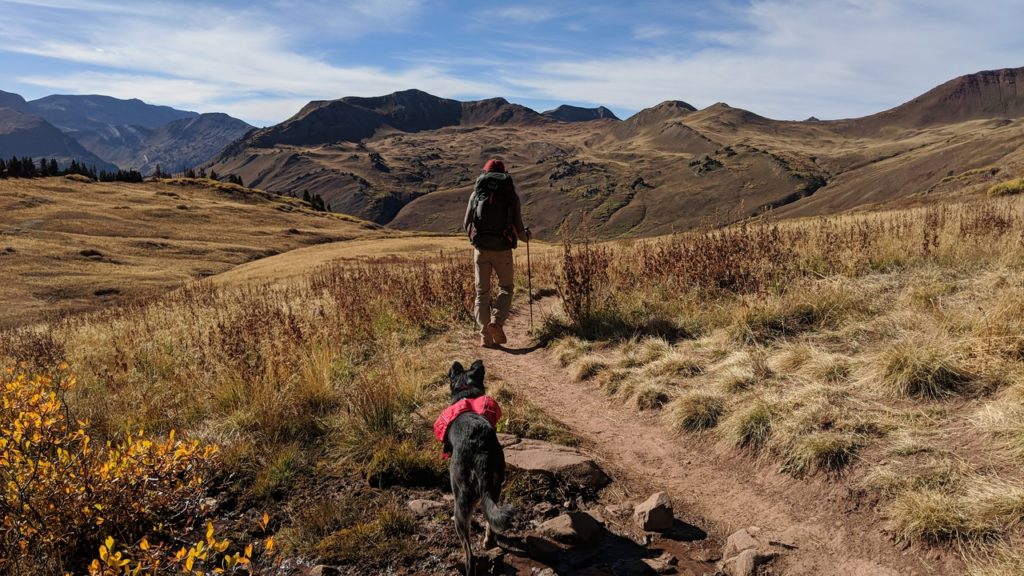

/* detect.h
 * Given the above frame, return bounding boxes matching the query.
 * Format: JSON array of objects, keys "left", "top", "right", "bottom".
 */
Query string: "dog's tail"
[{"left": 481, "top": 493, "right": 515, "bottom": 532}]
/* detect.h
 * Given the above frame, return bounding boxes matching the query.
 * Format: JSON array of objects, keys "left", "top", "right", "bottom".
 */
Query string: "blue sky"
[{"left": 1, "top": 0, "right": 1022, "bottom": 126}]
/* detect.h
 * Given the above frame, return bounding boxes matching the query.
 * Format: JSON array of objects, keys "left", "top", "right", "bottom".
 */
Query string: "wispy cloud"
[
  {"left": 0, "top": 0, "right": 489, "bottom": 125},
  {"left": 0, "top": 0, "right": 1022, "bottom": 125},
  {"left": 492, "top": 6, "right": 557, "bottom": 24},
  {"left": 632, "top": 24, "right": 669, "bottom": 41},
  {"left": 502, "top": 0, "right": 1024, "bottom": 119}
]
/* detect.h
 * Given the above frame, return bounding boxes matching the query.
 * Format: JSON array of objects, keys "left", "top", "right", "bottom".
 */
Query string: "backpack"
[{"left": 469, "top": 172, "right": 517, "bottom": 250}]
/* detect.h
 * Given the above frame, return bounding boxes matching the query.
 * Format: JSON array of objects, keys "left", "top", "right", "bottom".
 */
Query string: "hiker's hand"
[{"left": 524, "top": 228, "right": 532, "bottom": 242}]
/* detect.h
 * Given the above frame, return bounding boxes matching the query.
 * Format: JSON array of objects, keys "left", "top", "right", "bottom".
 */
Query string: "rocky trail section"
[{"left": 466, "top": 296, "right": 965, "bottom": 576}]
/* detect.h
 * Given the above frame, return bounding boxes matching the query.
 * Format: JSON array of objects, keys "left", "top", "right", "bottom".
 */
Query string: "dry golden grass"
[
  {"left": 573, "top": 355, "right": 609, "bottom": 381},
  {"left": 0, "top": 238, "right": 492, "bottom": 573},
  {"left": 5, "top": 168, "right": 1024, "bottom": 573},
  {"left": 672, "top": 392, "right": 724, "bottom": 431},
  {"left": 0, "top": 177, "right": 386, "bottom": 328},
  {"left": 877, "top": 336, "right": 975, "bottom": 398},
  {"left": 213, "top": 234, "right": 561, "bottom": 287},
  {"left": 551, "top": 193, "right": 1024, "bottom": 574},
  {"left": 988, "top": 177, "right": 1024, "bottom": 197}
]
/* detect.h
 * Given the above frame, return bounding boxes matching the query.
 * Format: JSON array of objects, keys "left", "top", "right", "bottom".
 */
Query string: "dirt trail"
[{"left": 466, "top": 297, "right": 964, "bottom": 576}]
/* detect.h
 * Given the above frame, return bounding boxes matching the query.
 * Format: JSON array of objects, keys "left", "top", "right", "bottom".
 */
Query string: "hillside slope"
[
  {"left": 0, "top": 176, "right": 383, "bottom": 328},
  {"left": 23, "top": 94, "right": 252, "bottom": 174},
  {"left": 0, "top": 108, "right": 118, "bottom": 171},
  {"left": 75, "top": 113, "right": 253, "bottom": 174},
  {"left": 209, "top": 66, "right": 1024, "bottom": 239}
]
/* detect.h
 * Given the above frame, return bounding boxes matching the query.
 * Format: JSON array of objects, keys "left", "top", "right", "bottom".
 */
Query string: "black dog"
[{"left": 438, "top": 360, "right": 514, "bottom": 575}]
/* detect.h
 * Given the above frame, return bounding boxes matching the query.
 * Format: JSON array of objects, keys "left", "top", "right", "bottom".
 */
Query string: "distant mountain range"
[
  {"left": 4, "top": 66, "right": 1024, "bottom": 239},
  {"left": 0, "top": 91, "right": 252, "bottom": 174},
  {"left": 207, "top": 66, "right": 1024, "bottom": 237}
]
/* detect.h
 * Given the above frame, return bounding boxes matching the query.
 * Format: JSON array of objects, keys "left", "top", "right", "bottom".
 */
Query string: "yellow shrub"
[
  {"left": 0, "top": 368, "right": 222, "bottom": 574},
  {"left": 987, "top": 178, "right": 1024, "bottom": 197}
]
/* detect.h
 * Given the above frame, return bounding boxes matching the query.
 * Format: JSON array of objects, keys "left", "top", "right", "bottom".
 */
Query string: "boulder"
[
  {"left": 407, "top": 498, "right": 445, "bottom": 517},
  {"left": 722, "top": 527, "right": 761, "bottom": 559},
  {"left": 720, "top": 549, "right": 777, "bottom": 576},
  {"left": 477, "top": 547, "right": 505, "bottom": 574},
  {"left": 500, "top": 436, "right": 611, "bottom": 490},
  {"left": 538, "top": 512, "right": 605, "bottom": 546},
  {"left": 633, "top": 492, "right": 674, "bottom": 531},
  {"left": 718, "top": 527, "right": 780, "bottom": 576}
]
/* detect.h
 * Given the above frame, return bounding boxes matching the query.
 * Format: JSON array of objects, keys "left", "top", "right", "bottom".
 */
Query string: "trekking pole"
[{"left": 526, "top": 230, "right": 534, "bottom": 331}]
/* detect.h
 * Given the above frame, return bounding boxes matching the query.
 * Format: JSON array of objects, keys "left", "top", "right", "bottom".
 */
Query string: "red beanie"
[{"left": 483, "top": 159, "right": 506, "bottom": 173}]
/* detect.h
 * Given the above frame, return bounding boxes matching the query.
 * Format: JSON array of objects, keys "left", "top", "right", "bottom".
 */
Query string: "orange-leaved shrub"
[{"left": 0, "top": 367, "right": 221, "bottom": 574}]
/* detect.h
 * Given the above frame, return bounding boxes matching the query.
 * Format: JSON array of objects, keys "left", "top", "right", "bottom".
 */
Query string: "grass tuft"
[
  {"left": 574, "top": 355, "right": 609, "bottom": 381},
  {"left": 730, "top": 299, "right": 820, "bottom": 345},
  {"left": 362, "top": 439, "right": 445, "bottom": 488},
  {"left": 781, "top": 431, "right": 859, "bottom": 477},
  {"left": 643, "top": 353, "right": 704, "bottom": 378},
  {"left": 673, "top": 392, "right": 724, "bottom": 431},
  {"left": 975, "top": 403, "right": 1024, "bottom": 457},
  {"left": 723, "top": 400, "right": 773, "bottom": 450},
  {"left": 719, "top": 366, "right": 756, "bottom": 393},
  {"left": 968, "top": 542, "right": 1024, "bottom": 576},
  {"left": 617, "top": 337, "right": 672, "bottom": 368},
  {"left": 888, "top": 488, "right": 972, "bottom": 543},
  {"left": 808, "top": 354, "right": 852, "bottom": 383},
  {"left": 312, "top": 498, "right": 418, "bottom": 565},
  {"left": 553, "top": 336, "right": 593, "bottom": 367},
  {"left": 879, "top": 338, "right": 974, "bottom": 398},
  {"left": 635, "top": 384, "right": 671, "bottom": 410}
]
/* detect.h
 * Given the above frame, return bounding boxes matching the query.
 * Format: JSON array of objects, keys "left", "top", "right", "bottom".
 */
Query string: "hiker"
[{"left": 464, "top": 158, "right": 530, "bottom": 347}]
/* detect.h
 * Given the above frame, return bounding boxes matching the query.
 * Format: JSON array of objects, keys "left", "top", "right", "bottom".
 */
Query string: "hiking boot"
[
  {"left": 479, "top": 334, "right": 495, "bottom": 348},
  {"left": 487, "top": 322, "right": 507, "bottom": 345}
]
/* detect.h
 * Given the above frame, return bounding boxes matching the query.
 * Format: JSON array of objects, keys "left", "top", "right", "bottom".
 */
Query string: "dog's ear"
[
  {"left": 449, "top": 361, "right": 465, "bottom": 380},
  {"left": 466, "top": 359, "right": 485, "bottom": 389}
]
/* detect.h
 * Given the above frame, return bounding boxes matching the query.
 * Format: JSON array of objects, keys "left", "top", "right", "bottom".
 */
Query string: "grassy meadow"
[
  {"left": 3, "top": 173, "right": 1024, "bottom": 574},
  {"left": 547, "top": 191, "right": 1024, "bottom": 575},
  {"left": 0, "top": 184, "right": 562, "bottom": 575},
  {"left": 0, "top": 176, "right": 384, "bottom": 329}
]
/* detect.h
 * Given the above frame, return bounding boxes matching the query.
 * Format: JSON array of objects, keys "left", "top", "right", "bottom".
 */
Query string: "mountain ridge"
[
  {"left": 28, "top": 94, "right": 198, "bottom": 132},
  {"left": 543, "top": 104, "right": 620, "bottom": 122},
  {"left": 0, "top": 108, "right": 118, "bottom": 171},
  {"left": 208, "top": 66, "right": 1024, "bottom": 239},
  {"left": 0, "top": 93, "right": 253, "bottom": 174}
]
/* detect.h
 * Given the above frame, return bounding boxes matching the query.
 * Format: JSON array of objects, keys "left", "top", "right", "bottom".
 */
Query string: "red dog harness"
[{"left": 433, "top": 396, "right": 502, "bottom": 459}]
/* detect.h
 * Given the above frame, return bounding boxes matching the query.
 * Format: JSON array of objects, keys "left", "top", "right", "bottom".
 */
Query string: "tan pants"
[{"left": 474, "top": 249, "right": 514, "bottom": 336}]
